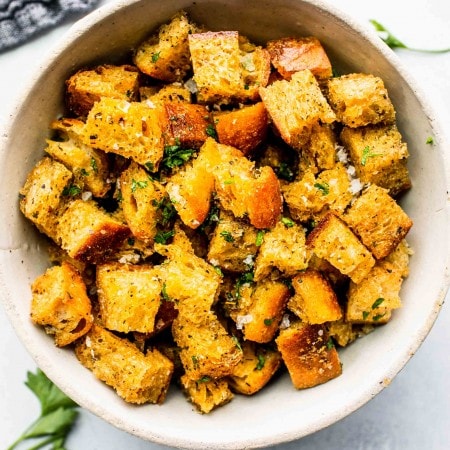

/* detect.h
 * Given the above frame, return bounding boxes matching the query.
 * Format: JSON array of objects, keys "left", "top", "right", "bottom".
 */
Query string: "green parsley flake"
[
  {"left": 264, "top": 318, "right": 273, "bottom": 326},
  {"left": 62, "top": 184, "right": 82, "bottom": 197},
  {"left": 281, "top": 217, "right": 295, "bottom": 228},
  {"left": 361, "top": 146, "right": 381, "bottom": 166},
  {"left": 326, "top": 337, "right": 335, "bottom": 350},
  {"left": 205, "top": 124, "right": 217, "bottom": 139},
  {"left": 90, "top": 157, "right": 98, "bottom": 173},
  {"left": 161, "top": 144, "right": 196, "bottom": 170},
  {"left": 154, "top": 230, "right": 175, "bottom": 244},
  {"left": 255, "top": 354, "right": 266, "bottom": 371},
  {"left": 152, "top": 52, "right": 161, "bottom": 63},
  {"left": 161, "top": 282, "right": 171, "bottom": 301},
  {"left": 197, "top": 376, "right": 211, "bottom": 384},
  {"left": 426, "top": 136, "right": 434, "bottom": 145},
  {"left": 371, "top": 298, "right": 385, "bottom": 309},
  {"left": 362, "top": 311, "right": 370, "bottom": 320},
  {"left": 131, "top": 179, "right": 148, "bottom": 193},
  {"left": 220, "top": 230, "right": 235, "bottom": 242},
  {"left": 232, "top": 335, "right": 243, "bottom": 351},
  {"left": 314, "top": 182, "right": 330, "bottom": 195},
  {"left": 255, "top": 230, "right": 265, "bottom": 247}
]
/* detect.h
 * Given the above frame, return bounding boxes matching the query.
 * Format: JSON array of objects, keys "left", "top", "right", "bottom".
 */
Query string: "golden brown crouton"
[
  {"left": 343, "top": 184, "right": 413, "bottom": 259},
  {"left": 189, "top": 31, "right": 270, "bottom": 103},
  {"left": 180, "top": 374, "right": 233, "bottom": 414},
  {"left": 66, "top": 64, "right": 140, "bottom": 116},
  {"left": 45, "top": 118, "right": 110, "bottom": 198},
  {"left": 140, "top": 83, "right": 192, "bottom": 105},
  {"left": 213, "top": 102, "right": 268, "bottom": 155},
  {"left": 119, "top": 162, "right": 167, "bottom": 242},
  {"left": 282, "top": 163, "right": 353, "bottom": 222},
  {"left": 307, "top": 213, "right": 375, "bottom": 284},
  {"left": 288, "top": 270, "right": 342, "bottom": 324},
  {"left": 266, "top": 36, "right": 333, "bottom": 80},
  {"left": 56, "top": 199, "right": 130, "bottom": 264},
  {"left": 346, "top": 258, "right": 406, "bottom": 324},
  {"left": 75, "top": 324, "right": 173, "bottom": 404},
  {"left": 233, "top": 279, "right": 290, "bottom": 344},
  {"left": 19, "top": 157, "right": 73, "bottom": 241},
  {"left": 340, "top": 124, "right": 411, "bottom": 196},
  {"left": 254, "top": 220, "right": 309, "bottom": 281},
  {"left": 259, "top": 69, "right": 336, "bottom": 149},
  {"left": 326, "top": 73, "right": 396, "bottom": 127},
  {"left": 83, "top": 97, "right": 165, "bottom": 168},
  {"left": 302, "top": 123, "right": 337, "bottom": 174},
  {"left": 96, "top": 262, "right": 162, "bottom": 334},
  {"left": 384, "top": 240, "right": 413, "bottom": 278},
  {"left": 31, "top": 261, "right": 93, "bottom": 346},
  {"left": 134, "top": 11, "right": 200, "bottom": 82},
  {"left": 163, "top": 102, "right": 211, "bottom": 148},
  {"left": 172, "top": 313, "right": 243, "bottom": 380},
  {"left": 276, "top": 321, "right": 342, "bottom": 389},
  {"left": 228, "top": 341, "right": 282, "bottom": 395},
  {"left": 207, "top": 211, "right": 259, "bottom": 273}
]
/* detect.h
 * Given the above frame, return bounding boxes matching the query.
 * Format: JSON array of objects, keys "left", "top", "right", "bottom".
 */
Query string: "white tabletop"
[{"left": 1, "top": 1, "right": 449, "bottom": 449}]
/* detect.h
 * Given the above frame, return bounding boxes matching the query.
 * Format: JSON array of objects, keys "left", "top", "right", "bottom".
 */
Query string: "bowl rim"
[{"left": 1, "top": 0, "right": 449, "bottom": 448}]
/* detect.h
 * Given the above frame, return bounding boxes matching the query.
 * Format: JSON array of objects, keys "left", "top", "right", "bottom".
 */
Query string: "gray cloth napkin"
[{"left": 0, "top": 0, "right": 99, "bottom": 52}]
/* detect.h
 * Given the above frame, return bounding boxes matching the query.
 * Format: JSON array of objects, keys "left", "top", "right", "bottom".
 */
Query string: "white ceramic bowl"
[{"left": 1, "top": 0, "right": 449, "bottom": 448}]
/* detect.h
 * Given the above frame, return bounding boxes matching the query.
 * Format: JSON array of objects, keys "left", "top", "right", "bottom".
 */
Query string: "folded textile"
[{"left": 0, "top": 0, "right": 99, "bottom": 52}]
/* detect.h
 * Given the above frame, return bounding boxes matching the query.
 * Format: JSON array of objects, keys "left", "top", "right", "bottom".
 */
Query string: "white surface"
[{"left": 0, "top": 0, "right": 449, "bottom": 449}]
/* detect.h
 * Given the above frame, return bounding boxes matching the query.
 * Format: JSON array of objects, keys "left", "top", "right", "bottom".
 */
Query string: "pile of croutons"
[{"left": 20, "top": 11, "right": 413, "bottom": 413}]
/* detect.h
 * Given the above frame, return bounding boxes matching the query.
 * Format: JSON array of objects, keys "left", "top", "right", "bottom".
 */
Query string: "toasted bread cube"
[
  {"left": 140, "top": 83, "right": 192, "bottom": 105},
  {"left": 276, "top": 321, "right": 342, "bottom": 389},
  {"left": 236, "top": 280, "right": 290, "bottom": 343},
  {"left": 213, "top": 102, "right": 268, "bottom": 155},
  {"left": 340, "top": 124, "right": 411, "bottom": 196},
  {"left": 134, "top": 11, "right": 199, "bottom": 82},
  {"left": 344, "top": 185, "right": 413, "bottom": 259},
  {"left": 172, "top": 313, "right": 243, "bottom": 379},
  {"left": 384, "top": 240, "right": 413, "bottom": 278},
  {"left": 212, "top": 142, "right": 282, "bottom": 229},
  {"left": 326, "top": 73, "right": 396, "bottom": 127},
  {"left": 19, "top": 157, "right": 72, "bottom": 241},
  {"left": 259, "top": 69, "right": 336, "bottom": 149},
  {"left": 45, "top": 118, "right": 110, "bottom": 198},
  {"left": 57, "top": 199, "right": 130, "bottom": 264},
  {"left": 328, "top": 319, "right": 374, "bottom": 347},
  {"left": 254, "top": 220, "right": 309, "bottom": 281},
  {"left": 282, "top": 163, "right": 352, "bottom": 222},
  {"left": 31, "top": 261, "right": 93, "bottom": 346},
  {"left": 267, "top": 36, "right": 332, "bottom": 80},
  {"left": 288, "top": 270, "right": 342, "bottom": 324},
  {"left": 207, "top": 211, "right": 258, "bottom": 272},
  {"left": 229, "top": 341, "right": 282, "bottom": 395},
  {"left": 180, "top": 374, "right": 233, "bottom": 414},
  {"left": 83, "top": 97, "right": 164, "bottom": 168},
  {"left": 189, "top": 32, "right": 270, "bottom": 103},
  {"left": 163, "top": 102, "right": 210, "bottom": 148},
  {"left": 346, "top": 259, "right": 405, "bottom": 324},
  {"left": 75, "top": 324, "right": 173, "bottom": 404},
  {"left": 156, "top": 243, "right": 221, "bottom": 317},
  {"left": 66, "top": 64, "right": 140, "bottom": 116},
  {"left": 307, "top": 213, "right": 375, "bottom": 283},
  {"left": 96, "top": 263, "right": 162, "bottom": 334},
  {"left": 119, "top": 162, "right": 167, "bottom": 242},
  {"left": 305, "top": 123, "right": 337, "bottom": 172},
  {"left": 165, "top": 139, "right": 222, "bottom": 228}
]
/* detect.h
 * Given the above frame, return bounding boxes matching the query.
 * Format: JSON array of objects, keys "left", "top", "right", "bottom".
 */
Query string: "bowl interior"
[{"left": 0, "top": 0, "right": 448, "bottom": 448}]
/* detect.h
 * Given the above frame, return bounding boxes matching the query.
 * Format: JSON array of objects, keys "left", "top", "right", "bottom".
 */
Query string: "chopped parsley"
[
  {"left": 80, "top": 168, "right": 89, "bottom": 177},
  {"left": 131, "top": 179, "right": 148, "bottom": 193},
  {"left": 255, "top": 354, "right": 266, "bottom": 371},
  {"left": 373, "top": 313, "right": 387, "bottom": 321},
  {"left": 161, "top": 282, "right": 171, "bottom": 301},
  {"left": 234, "top": 271, "right": 254, "bottom": 299},
  {"left": 220, "top": 230, "right": 235, "bottom": 242},
  {"left": 362, "top": 310, "right": 370, "bottom": 320},
  {"left": 90, "top": 157, "right": 98, "bottom": 173},
  {"left": 426, "top": 136, "right": 434, "bottom": 145},
  {"left": 154, "top": 229, "right": 175, "bottom": 244},
  {"left": 152, "top": 196, "right": 177, "bottom": 226},
  {"left": 281, "top": 217, "right": 295, "bottom": 228},
  {"left": 255, "top": 230, "right": 265, "bottom": 247},
  {"left": 151, "top": 51, "right": 161, "bottom": 63},
  {"left": 264, "top": 318, "right": 273, "bottom": 326},
  {"left": 205, "top": 124, "right": 217, "bottom": 139},
  {"left": 314, "top": 182, "right": 330, "bottom": 195},
  {"left": 232, "top": 335, "right": 242, "bottom": 351},
  {"left": 213, "top": 266, "right": 224, "bottom": 276},
  {"left": 144, "top": 161, "right": 155, "bottom": 172},
  {"left": 62, "top": 183, "right": 82, "bottom": 197},
  {"left": 275, "top": 162, "right": 295, "bottom": 181},
  {"left": 196, "top": 376, "right": 211, "bottom": 384},
  {"left": 371, "top": 298, "right": 385, "bottom": 309},
  {"left": 361, "top": 146, "right": 381, "bottom": 166},
  {"left": 161, "top": 144, "right": 196, "bottom": 170},
  {"left": 326, "top": 337, "right": 335, "bottom": 350}
]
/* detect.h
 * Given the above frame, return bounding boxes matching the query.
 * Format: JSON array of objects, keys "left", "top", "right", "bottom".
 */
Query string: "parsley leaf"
[
  {"left": 371, "top": 298, "right": 385, "bottom": 309},
  {"left": 154, "top": 230, "right": 175, "bottom": 244},
  {"left": 255, "top": 230, "right": 265, "bottom": 247},
  {"left": 361, "top": 146, "right": 381, "bottom": 166},
  {"left": 370, "top": 20, "right": 450, "bottom": 53},
  {"left": 220, "top": 230, "right": 235, "bottom": 242},
  {"left": 161, "top": 144, "right": 196, "bottom": 170},
  {"left": 7, "top": 369, "right": 78, "bottom": 450},
  {"left": 314, "top": 182, "right": 330, "bottom": 196},
  {"left": 152, "top": 51, "right": 161, "bottom": 63},
  {"left": 426, "top": 136, "right": 434, "bottom": 145},
  {"left": 62, "top": 184, "right": 82, "bottom": 197},
  {"left": 255, "top": 354, "right": 266, "bottom": 371},
  {"left": 205, "top": 124, "right": 217, "bottom": 139},
  {"left": 281, "top": 217, "right": 295, "bottom": 228},
  {"left": 131, "top": 179, "right": 148, "bottom": 193}
]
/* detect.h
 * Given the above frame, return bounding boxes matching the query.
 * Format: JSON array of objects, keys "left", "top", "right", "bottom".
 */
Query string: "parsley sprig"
[
  {"left": 7, "top": 368, "right": 78, "bottom": 450},
  {"left": 370, "top": 20, "right": 450, "bottom": 53}
]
